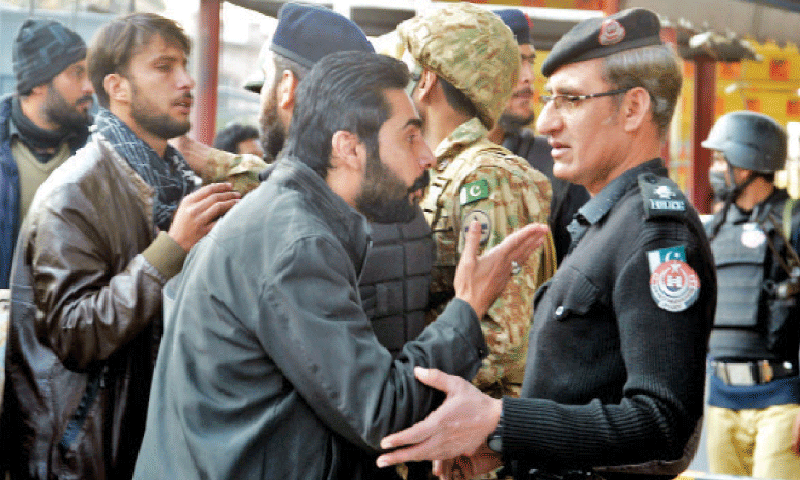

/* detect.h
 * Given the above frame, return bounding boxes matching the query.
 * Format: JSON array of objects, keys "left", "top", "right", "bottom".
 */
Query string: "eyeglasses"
[{"left": 538, "top": 88, "right": 631, "bottom": 112}]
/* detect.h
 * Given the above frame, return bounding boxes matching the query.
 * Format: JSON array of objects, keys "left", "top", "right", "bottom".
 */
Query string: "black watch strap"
[{"left": 487, "top": 415, "right": 504, "bottom": 453}]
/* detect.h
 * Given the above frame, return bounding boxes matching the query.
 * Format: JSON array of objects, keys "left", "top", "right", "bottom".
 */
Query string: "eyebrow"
[
  {"left": 403, "top": 118, "right": 423, "bottom": 129},
  {"left": 521, "top": 53, "right": 536, "bottom": 62}
]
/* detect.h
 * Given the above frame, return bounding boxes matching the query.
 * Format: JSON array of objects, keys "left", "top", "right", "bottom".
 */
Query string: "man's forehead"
[
  {"left": 545, "top": 58, "right": 603, "bottom": 91},
  {"left": 133, "top": 34, "right": 187, "bottom": 62},
  {"left": 384, "top": 89, "right": 421, "bottom": 130}
]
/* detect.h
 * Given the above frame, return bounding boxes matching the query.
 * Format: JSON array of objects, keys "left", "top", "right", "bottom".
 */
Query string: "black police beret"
[
  {"left": 494, "top": 9, "right": 531, "bottom": 46},
  {"left": 270, "top": 3, "right": 374, "bottom": 70},
  {"left": 541, "top": 8, "right": 662, "bottom": 77}
]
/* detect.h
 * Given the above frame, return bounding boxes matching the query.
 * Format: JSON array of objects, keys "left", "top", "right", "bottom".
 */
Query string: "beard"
[
  {"left": 355, "top": 143, "right": 429, "bottom": 224},
  {"left": 259, "top": 86, "right": 285, "bottom": 163},
  {"left": 43, "top": 84, "right": 92, "bottom": 130},
  {"left": 129, "top": 83, "right": 191, "bottom": 141},
  {"left": 496, "top": 86, "right": 535, "bottom": 134},
  {"left": 496, "top": 110, "right": 535, "bottom": 134}
]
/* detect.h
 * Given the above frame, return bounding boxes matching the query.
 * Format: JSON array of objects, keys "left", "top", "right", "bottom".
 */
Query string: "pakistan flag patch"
[{"left": 460, "top": 179, "right": 489, "bottom": 205}]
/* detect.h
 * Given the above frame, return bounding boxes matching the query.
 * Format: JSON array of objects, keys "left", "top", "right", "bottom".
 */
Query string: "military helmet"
[
  {"left": 394, "top": 3, "right": 519, "bottom": 130},
  {"left": 702, "top": 111, "right": 787, "bottom": 173}
]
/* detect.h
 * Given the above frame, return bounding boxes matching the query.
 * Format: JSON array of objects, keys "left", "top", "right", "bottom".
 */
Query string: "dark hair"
[
  {"left": 439, "top": 77, "right": 478, "bottom": 120},
  {"left": 601, "top": 44, "right": 682, "bottom": 139},
  {"left": 87, "top": 12, "right": 191, "bottom": 108},
  {"left": 283, "top": 51, "right": 410, "bottom": 177},
  {"left": 214, "top": 123, "right": 260, "bottom": 154}
]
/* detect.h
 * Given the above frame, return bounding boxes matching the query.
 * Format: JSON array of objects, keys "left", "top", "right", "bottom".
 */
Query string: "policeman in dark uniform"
[
  {"left": 702, "top": 111, "right": 800, "bottom": 479},
  {"left": 374, "top": 9, "right": 717, "bottom": 480}
]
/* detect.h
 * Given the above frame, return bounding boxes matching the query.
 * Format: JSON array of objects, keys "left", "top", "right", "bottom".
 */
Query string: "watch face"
[{"left": 488, "top": 433, "right": 502, "bottom": 453}]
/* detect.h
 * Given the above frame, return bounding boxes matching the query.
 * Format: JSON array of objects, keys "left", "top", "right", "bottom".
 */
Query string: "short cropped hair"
[
  {"left": 88, "top": 12, "right": 191, "bottom": 108},
  {"left": 283, "top": 51, "right": 410, "bottom": 178},
  {"left": 601, "top": 44, "right": 682, "bottom": 139},
  {"left": 214, "top": 124, "right": 260, "bottom": 154}
]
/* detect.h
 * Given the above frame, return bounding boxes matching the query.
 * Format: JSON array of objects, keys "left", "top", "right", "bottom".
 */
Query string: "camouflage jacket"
[
  {"left": 421, "top": 118, "right": 557, "bottom": 398},
  {"left": 195, "top": 150, "right": 266, "bottom": 195}
]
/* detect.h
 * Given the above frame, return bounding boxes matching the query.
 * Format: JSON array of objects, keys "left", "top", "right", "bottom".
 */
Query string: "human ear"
[
  {"left": 104, "top": 73, "right": 130, "bottom": 104},
  {"left": 330, "top": 130, "right": 365, "bottom": 172},
  {"left": 621, "top": 86, "right": 651, "bottom": 132}
]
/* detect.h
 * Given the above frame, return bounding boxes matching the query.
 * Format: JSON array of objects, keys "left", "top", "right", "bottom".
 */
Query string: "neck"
[
  {"left": 111, "top": 105, "right": 167, "bottom": 157},
  {"left": 736, "top": 178, "right": 775, "bottom": 211},
  {"left": 586, "top": 129, "right": 661, "bottom": 196},
  {"left": 424, "top": 104, "right": 471, "bottom": 158},
  {"left": 20, "top": 95, "right": 59, "bottom": 132},
  {"left": 325, "top": 159, "right": 360, "bottom": 209},
  {"left": 487, "top": 125, "right": 505, "bottom": 144}
]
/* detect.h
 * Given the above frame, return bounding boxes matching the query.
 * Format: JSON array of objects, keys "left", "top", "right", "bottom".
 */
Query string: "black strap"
[{"left": 58, "top": 364, "right": 108, "bottom": 452}]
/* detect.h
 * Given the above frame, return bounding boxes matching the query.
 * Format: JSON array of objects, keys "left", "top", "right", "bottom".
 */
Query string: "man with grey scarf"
[{"left": 2, "top": 13, "right": 239, "bottom": 480}]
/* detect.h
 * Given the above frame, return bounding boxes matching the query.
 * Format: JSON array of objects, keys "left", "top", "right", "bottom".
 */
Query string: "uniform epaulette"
[{"left": 638, "top": 173, "right": 688, "bottom": 221}]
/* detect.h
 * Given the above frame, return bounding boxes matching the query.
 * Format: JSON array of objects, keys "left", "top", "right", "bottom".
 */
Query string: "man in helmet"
[
  {"left": 702, "top": 110, "right": 800, "bottom": 479},
  {"left": 387, "top": 2, "right": 556, "bottom": 403}
]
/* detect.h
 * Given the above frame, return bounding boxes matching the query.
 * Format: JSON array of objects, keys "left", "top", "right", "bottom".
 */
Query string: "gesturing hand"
[{"left": 454, "top": 220, "right": 549, "bottom": 318}]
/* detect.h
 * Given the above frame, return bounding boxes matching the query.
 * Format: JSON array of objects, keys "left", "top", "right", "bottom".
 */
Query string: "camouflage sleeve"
[
  {"left": 453, "top": 161, "right": 556, "bottom": 398},
  {"left": 200, "top": 150, "right": 267, "bottom": 195}
]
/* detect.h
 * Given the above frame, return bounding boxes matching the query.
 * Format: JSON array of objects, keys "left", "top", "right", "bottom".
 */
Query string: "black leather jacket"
[{"left": 3, "top": 134, "right": 186, "bottom": 479}]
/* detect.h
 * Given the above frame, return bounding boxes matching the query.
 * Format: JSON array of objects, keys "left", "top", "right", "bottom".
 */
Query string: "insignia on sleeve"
[
  {"left": 460, "top": 179, "right": 489, "bottom": 205},
  {"left": 647, "top": 246, "right": 700, "bottom": 312},
  {"left": 638, "top": 174, "right": 687, "bottom": 221},
  {"left": 462, "top": 209, "right": 491, "bottom": 244}
]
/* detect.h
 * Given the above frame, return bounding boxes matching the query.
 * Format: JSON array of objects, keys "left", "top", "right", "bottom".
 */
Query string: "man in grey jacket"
[{"left": 133, "top": 51, "right": 548, "bottom": 479}]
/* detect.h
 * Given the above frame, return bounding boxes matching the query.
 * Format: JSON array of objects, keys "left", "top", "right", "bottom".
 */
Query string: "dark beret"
[
  {"left": 270, "top": 3, "right": 374, "bottom": 69},
  {"left": 494, "top": 9, "right": 531, "bottom": 46},
  {"left": 541, "top": 8, "right": 662, "bottom": 77}
]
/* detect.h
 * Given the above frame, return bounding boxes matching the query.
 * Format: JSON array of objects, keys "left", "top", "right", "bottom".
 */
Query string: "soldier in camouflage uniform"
[{"left": 385, "top": 3, "right": 557, "bottom": 399}]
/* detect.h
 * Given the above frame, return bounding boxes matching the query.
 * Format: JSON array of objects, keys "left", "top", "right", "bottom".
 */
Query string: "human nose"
[
  {"left": 82, "top": 76, "right": 94, "bottom": 95},
  {"left": 417, "top": 139, "right": 435, "bottom": 170},
  {"left": 177, "top": 65, "right": 196, "bottom": 90},
  {"left": 519, "top": 60, "right": 533, "bottom": 86},
  {"left": 536, "top": 98, "right": 561, "bottom": 136}
]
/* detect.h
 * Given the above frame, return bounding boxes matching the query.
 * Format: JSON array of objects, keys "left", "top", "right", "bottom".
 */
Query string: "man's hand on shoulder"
[{"left": 168, "top": 183, "right": 240, "bottom": 252}]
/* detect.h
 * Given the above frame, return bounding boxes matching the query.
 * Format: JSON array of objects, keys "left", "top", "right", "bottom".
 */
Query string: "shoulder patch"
[
  {"left": 462, "top": 209, "right": 491, "bottom": 244},
  {"left": 460, "top": 179, "right": 489, "bottom": 205},
  {"left": 638, "top": 173, "right": 687, "bottom": 221},
  {"left": 647, "top": 246, "right": 700, "bottom": 312}
]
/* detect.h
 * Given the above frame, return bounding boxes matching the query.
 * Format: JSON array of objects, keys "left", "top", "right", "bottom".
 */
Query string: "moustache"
[
  {"left": 76, "top": 95, "right": 94, "bottom": 106},
  {"left": 512, "top": 87, "right": 533, "bottom": 98},
  {"left": 407, "top": 170, "right": 430, "bottom": 194}
]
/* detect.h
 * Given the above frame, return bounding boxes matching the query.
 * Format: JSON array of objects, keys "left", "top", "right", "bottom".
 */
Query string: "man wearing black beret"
[{"left": 375, "top": 9, "right": 717, "bottom": 480}]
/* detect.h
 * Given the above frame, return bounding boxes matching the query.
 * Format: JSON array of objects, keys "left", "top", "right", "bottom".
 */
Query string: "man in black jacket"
[
  {"left": 133, "top": 51, "right": 548, "bottom": 480},
  {"left": 376, "top": 9, "right": 717, "bottom": 480}
]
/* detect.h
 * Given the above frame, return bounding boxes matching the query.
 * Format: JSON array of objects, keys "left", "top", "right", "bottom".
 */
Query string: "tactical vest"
[
  {"left": 358, "top": 207, "right": 434, "bottom": 358},
  {"left": 709, "top": 196, "right": 800, "bottom": 361}
]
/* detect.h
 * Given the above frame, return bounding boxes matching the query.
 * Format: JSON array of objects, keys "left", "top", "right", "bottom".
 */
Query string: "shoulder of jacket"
[
  {"left": 450, "top": 139, "right": 546, "bottom": 183},
  {"left": 637, "top": 172, "right": 691, "bottom": 222}
]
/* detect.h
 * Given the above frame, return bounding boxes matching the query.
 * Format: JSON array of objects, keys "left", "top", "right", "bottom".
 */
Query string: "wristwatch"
[{"left": 487, "top": 415, "right": 504, "bottom": 453}]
